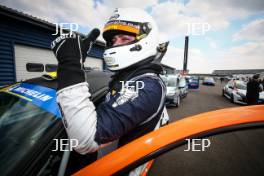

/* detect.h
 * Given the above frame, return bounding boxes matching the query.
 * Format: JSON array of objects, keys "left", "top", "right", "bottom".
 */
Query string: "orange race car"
[
  {"left": 1, "top": 71, "right": 264, "bottom": 176},
  {"left": 73, "top": 105, "right": 264, "bottom": 176}
]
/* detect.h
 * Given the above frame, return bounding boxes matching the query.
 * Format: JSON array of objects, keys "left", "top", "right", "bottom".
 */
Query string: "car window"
[
  {"left": 161, "top": 76, "right": 177, "bottom": 87},
  {"left": 115, "top": 126, "right": 264, "bottom": 176},
  {"left": 190, "top": 79, "right": 198, "bottom": 83},
  {"left": 189, "top": 76, "right": 199, "bottom": 82},
  {"left": 167, "top": 77, "right": 177, "bottom": 87},
  {"left": 45, "top": 64, "right": 58, "bottom": 72},
  {"left": 26, "top": 63, "right": 44, "bottom": 72},
  {"left": 148, "top": 127, "right": 264, "bottom": 176},
  {"left": 228, "top": 81, "right": 233, "bottom": 87},
  {"left": 235, "top": 82, "right": 247, "bottom": 90},
  {"left": 179, "top": 78, "right": 186, "bottom": 87},
  {"left": 206, "top": 77, "right": 214, "bottom": 81},
  {"left": 0, "top": 92, "right": 58, "bottom": 176}
]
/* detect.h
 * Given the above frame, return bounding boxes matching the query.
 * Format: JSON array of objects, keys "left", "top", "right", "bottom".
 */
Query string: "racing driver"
[{"left": 51, "top": 8, "right": 169, "bottom": 155}]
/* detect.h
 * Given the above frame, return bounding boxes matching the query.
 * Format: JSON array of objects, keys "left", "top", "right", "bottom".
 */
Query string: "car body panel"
[
  {"left": 188, "top": 81, "right": 199, "bottom": 89},
  {"left": 73, "top": 105, "right": 264, "bottom": 176},
  {"left": 188, "top": 77, "right": 199, "bottom": 89},
  {"left": 203, "top": 77, "right": 215, "bottom": 86},
  {"left": 223, "top": 86, "right": 247, "bottom": 104},
  {"left": 161, "top": 75, "right": 181, "bottom": 106},
  {"left": 165, "top": 86, "right": 180, "bottom": 105},
  {"left": 223, "top": 80, "right": 263, "bottom": 104},
  {"left": 178, "top": 77, "right": 188, "bottom": 98},
  {"left": 259, "top": 91, "right": 264, "bottom": 103}
]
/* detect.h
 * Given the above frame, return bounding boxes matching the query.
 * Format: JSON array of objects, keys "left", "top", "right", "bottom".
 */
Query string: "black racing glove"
[{"left": 51, "top": 29, "right": 100, "bottom": 90}]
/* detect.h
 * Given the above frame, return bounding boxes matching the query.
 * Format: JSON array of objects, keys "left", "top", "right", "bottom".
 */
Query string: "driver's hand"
[
  {"left": 50, "top": 29, "right": 100, "bottom": 90},
  {"left": 51, "top": 29, "right": 100, "bottom": 65}
]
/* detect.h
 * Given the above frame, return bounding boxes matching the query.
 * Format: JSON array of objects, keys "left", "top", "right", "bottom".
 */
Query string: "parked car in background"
[
  {"left": 161, "top": 75, "right": 181, "bottom": 107},
  {"left": 187, "top": 76, "right": 199, "bottom": 89},
  {"left": 222, "top": 80, "right": 264, "bottom": 104},
  {"left": 178, "top": 76, "right": 188, "bottom": 98},
  {"left": 203, "top": 77, "right": 216, "bottom": 86}
]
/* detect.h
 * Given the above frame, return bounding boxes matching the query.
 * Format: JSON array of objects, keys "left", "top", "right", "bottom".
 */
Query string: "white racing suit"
[{"left": 57, "top": 65, "right": 169, "bottom": 155}]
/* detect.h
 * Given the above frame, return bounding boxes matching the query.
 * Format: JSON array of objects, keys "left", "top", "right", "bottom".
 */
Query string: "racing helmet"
[{"left": 103, "top": 8, "right": 159, "bottom": 71}]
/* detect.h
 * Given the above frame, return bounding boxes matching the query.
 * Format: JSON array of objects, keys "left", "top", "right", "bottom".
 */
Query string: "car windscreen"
[
  {"left": 205, "top": 77, "right": 214, "bottom": 82},
  {"left": 235, "top": 82, "right": 247, "bottom": 90},
  {"left": 179, "top": 78, "right": 186, "bottom": 87},
  {"left": 0, "top": 92, "right": 58, "bottom": 175},
  {"left": 163, "top": 77, "right": 177, "bottom": 87},
  {"left": 189, "top": 78, "right": 198, "bottom": 83}
]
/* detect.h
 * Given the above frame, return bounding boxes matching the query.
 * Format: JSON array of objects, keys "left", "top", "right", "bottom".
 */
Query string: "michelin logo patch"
[
  {"left": 10, "top": 86, "right": 52, "bottom": 101},
  {"left": 5, "top": 83, "right": 61, "bottom": 118}
]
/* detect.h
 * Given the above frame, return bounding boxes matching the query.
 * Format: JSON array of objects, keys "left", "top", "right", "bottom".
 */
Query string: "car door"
[{"left": 226, "top": 81, "right": 234, "bottom": 96}]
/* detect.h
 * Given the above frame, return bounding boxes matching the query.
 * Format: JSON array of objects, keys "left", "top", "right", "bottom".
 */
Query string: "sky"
[{"left": 1, "top": 0, "right": 264, "bottom": 73}]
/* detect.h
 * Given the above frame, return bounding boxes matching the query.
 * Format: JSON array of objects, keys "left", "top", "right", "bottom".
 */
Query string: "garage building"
[
  {"left": 0, "top": 5, "right": 105, "bottom": 85},
  {"left": 213, "top": 69, "right": 264, "bottom": 76}
]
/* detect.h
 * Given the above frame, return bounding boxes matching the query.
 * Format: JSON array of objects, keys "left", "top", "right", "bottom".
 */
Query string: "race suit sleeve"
[
  {"left": 57, "top": 82, "right": 99, "bottom": 154},
  {"left": 57, "top": 77, "right": 163, "bottom": 154}
]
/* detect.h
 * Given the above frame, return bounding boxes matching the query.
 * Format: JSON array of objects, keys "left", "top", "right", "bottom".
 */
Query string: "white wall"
[{"left": 15, "top": 44, "right": 103, "bottom": 81}]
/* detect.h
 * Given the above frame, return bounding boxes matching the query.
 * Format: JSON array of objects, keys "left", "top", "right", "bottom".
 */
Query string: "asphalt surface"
[
  {"left": 148, "top": 80, "right": 264, "bottom": 176},
  {"left": 166, "top": 80, "right": 237, "bottom": 121}
]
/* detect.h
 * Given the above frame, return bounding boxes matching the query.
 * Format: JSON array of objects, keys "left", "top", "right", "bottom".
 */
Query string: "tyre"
[{"left": 222, "top": 89, "right": 225, "bottom": 97}]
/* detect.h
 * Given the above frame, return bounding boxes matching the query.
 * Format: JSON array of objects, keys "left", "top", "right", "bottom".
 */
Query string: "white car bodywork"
[
  {"left": 161, "top": 75, "right": 181, "bottom": 107},
  {"left": 223, "top": 80, "right": 264, "bottom": 105},
  {"left": 203, "top": 77, "right": 216, "bottom": 85},
  {"left": 178, "top": 76, "right": 188, "bottom": 98}
]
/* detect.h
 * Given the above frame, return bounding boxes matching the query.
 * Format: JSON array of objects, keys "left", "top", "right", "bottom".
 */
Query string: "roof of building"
[
  {"left": 0, "top": 4, "right": 105, "bottom": 46},
  {"left": 213, "top": 69, "right": 264, "bottom": 75}
]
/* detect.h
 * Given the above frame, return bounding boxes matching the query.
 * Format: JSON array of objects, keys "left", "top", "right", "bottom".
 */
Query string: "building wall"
[
  {"left": 14, "top": 44, "right": 57, "bottom": 81},
  {"left": 0, "top": 15, "right": 104, "bottom": 85}
]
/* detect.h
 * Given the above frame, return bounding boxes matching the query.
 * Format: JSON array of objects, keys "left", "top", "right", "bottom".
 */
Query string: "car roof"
[
  {"left": 161, "top": 74, "right": 179, "bottom": 78},
  {"left": 24, "top": 70, "right": 113, "bottom": 95},
  {"left": 233, "top": 80, "right": 246, "bottom": 85}
]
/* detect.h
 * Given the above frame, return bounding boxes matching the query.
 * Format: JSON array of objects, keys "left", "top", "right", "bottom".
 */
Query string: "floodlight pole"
[{"left": 183, "top": 36, "right": 189, "bottom": 72}]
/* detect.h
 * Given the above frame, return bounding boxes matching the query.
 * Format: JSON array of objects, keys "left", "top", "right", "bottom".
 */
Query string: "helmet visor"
[
  {"left": 103, "top": 20, "right": 142, "bottom": 48},
  {"left": 103, "top": 20, "right": 140, "bottom": 35}
]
